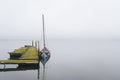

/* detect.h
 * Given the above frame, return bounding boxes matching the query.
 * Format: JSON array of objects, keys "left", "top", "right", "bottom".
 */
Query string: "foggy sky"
[{"left": 0, "top": 0, "right": 119, "bottom": 39}]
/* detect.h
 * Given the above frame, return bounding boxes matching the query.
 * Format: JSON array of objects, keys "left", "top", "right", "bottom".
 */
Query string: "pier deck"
[{"left": 0, "top": 60, "right": 38, "bottom": 64}]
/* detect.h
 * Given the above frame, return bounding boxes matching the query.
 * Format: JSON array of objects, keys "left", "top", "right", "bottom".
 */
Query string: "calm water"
[{"left": 0, "top": 39, "right": 120, "bottom": 80}]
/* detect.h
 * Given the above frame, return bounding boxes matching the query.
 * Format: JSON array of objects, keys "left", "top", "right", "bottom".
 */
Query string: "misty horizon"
[{"left": 0, "top": 0, "right": 119, "bottom": 40}]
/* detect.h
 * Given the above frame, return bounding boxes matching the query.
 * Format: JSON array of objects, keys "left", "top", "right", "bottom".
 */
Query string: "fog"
[{"left": 0, "top": 0, "right": 119, "bottom": 39}]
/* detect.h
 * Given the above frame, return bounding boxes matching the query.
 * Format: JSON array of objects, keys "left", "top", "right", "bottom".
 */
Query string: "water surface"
[{"left": 0, "top": 39, "right": 119, "bottom": 80}]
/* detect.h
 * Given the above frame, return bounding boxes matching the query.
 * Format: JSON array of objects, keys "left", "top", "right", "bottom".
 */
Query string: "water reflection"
[
  {"left": 0, "top": 64, "right": 46, "bottom": 80},
  {"left": 42, "top": 67, "right": 45, "bottom": 80},
  {"left": 38, "top": 65, "right": 46, "bottom": 80},
  {"left": 38, "top": 67, "right": 40, "bottom": 80}
]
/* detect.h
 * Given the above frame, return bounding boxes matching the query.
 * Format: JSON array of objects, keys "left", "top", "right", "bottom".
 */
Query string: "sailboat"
[{"left": 39, "top": 14, "right": 51, "bottom": 66}]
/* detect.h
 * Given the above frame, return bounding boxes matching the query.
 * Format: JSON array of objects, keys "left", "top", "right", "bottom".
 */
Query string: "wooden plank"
[{"left": 0, "top": 60, "right": 38, "bottom": 64}]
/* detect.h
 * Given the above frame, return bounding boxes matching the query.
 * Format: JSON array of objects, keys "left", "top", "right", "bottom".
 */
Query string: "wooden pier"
[
  {"left": 0, "top": 60, "right": 38, "bottom": 64},
  {"left": 0, "top": 59, "right": 39, "bottom": 70},
  {"left": 0, "top": 44, "right": 40, "bottom": 69}
]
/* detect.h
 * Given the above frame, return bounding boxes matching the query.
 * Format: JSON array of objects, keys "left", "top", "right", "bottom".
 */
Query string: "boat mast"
[{"left": 42, "top": 14, "right": 46, "bottom": 48}]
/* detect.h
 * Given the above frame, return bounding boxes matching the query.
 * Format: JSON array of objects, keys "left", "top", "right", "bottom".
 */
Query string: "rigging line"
[{"left": 42, "top": 14, "right": 46, "bottom": 48}]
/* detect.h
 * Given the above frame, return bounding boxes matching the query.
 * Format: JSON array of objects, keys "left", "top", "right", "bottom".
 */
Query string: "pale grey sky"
[{"left": 0, "top": 0, "right": 119, "bottom": 39}]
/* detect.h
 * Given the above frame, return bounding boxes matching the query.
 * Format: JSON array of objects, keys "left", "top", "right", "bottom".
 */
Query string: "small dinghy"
[{"left": 39, "top": 47, "right": 50, "bottom": 66}]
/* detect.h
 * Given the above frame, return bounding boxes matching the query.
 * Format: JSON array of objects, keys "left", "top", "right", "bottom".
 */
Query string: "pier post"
[
  {"left": 35, "top": 41, "right": 37, "bottom": 49},
  {"left": 4, "top": 64, "right": 6, "bottom": 69},
  {"left": 32, "top": 41, "right": 34, "bottom": 47}
]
